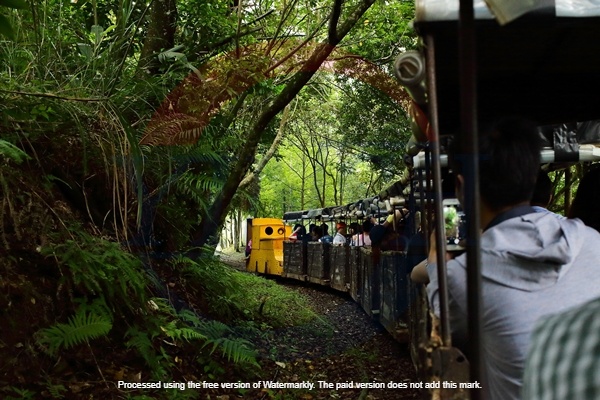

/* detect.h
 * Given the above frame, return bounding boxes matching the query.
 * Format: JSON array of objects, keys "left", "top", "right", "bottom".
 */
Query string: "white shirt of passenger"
[{"left": 333, "top": 232, "right": 346, "bottom": 246}]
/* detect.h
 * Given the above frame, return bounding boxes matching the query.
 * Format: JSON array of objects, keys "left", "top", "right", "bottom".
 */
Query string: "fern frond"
[
  {"left": 47, "top": 383, "right": 67, "bottom": 399},
  {"left": 165, "top": 326, "right": 206, "bottom": 342},
  {"left": 41, "top": 231, "right": 147, "bottom": 311},
  {"left": 206, "top": 337, "right": 258, "bottom": 366},
  {"left": 36, "top": 310, "right": 112, "bottom": 355},
  {"left": 177, "top": 146, "right": 225, "bottom": 166},
  {"left": 199, "top": 320, "right": 231, "bottom": 339},
  {"left": 125, "top": 326, "right": 157, "bottom": 358},
  {"left": 140, "top": 113, "right": 205, "bottom": 146},
  {"left": 177, "top": 309, "right": 204, "bottom": 327},
  {"left": 124, "top": 326, "right": 168, "bottom": 379},
  {"left": 0, "top": 140, "right": 30, "bottom": 164}
]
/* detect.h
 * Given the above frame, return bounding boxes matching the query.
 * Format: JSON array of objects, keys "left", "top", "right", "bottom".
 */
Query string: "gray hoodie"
[{"left": 427, "top": 211, "right": 600, "bottom": 400}]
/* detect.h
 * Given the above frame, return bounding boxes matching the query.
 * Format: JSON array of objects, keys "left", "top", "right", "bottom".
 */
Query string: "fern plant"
[
  {"left": 178, "top": 309, "right": 258, "bottom": 367},
  {"left": 176, "top": 255, "right": 244, "bottom": 321},
  {"left": 0, "top": 139, "right": 30, "bottom": 164},
  {"left": 36, "top": 307, "right": 112, "bottom": 355},
  {"left": 124, "top": 325, "right": 170, "bottom": 380},
  {"left": 41, "top": 229, "right": 147, "bottom": 312},
  {"left": 201, "top": 321, "right": 258, "bottom": 366}
]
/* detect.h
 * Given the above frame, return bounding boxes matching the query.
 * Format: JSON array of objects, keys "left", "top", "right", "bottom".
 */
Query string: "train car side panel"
[
  {"left": 379, "top": 251, "right": 409, "bottom": 341},
  {"left": 307, "top": 242, "right": 330, "bottom": 285},
  {"left": 282, "top": 240, "right": 306, "bottom": 280},
  {"left": 329, "top": 245, "right": 349, "bottom": 291},
  {"left": 349, "top": 247, "right": 362, "bottom": 301}
]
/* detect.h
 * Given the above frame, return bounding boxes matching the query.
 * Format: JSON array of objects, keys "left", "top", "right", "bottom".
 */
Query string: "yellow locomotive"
[{"left": 245, "top": 218, "right": 291, "bottom": 275}]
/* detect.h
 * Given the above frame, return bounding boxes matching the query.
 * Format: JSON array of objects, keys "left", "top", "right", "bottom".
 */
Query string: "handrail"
[{"left": 424, "top": 35, "right": 452, "bottom": 348}]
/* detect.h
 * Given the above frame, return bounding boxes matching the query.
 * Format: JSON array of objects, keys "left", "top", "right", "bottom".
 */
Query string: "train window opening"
[
  {"left": 265, "top": 227, "right": 273, "bottom": 235},
  {"left": 442, "top": 198, "right": 466, "bottom": 252}
]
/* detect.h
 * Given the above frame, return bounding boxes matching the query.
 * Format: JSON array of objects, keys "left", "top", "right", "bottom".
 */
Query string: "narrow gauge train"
[
  {"left": 398, "top": 1, "right": 600, "bottom": 400},
  {"left": 247, "top": 2, "right": 600, "bottom": 399},
  {"left": 244, "top": 176, "right": 454, "bottom": 391}
]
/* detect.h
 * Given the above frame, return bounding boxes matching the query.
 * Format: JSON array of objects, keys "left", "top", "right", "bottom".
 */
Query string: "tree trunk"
[
  {"left": 192, "top": 0, "right": 376, "bottom": 248},
  {"left": 238, "top": 104, "right": 291, "bottom": 189},
  {"left": 233, "top": 210, "right": 239, "bottom": 251},
  {"left": 136, "top": 0, "right": 177, "bottom": 76}
]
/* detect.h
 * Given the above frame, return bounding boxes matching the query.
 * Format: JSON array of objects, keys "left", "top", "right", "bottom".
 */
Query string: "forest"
[
  {"left": 0, "top": 0, "right": 421, "bottom": 398},
  {"left": 1, "top": 0, "right": 587, "bottom": 398}
]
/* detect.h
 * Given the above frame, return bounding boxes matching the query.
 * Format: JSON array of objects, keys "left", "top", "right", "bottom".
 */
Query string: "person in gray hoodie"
[{"left": 425, "top": 117, "right": 600, "bottom": 400}]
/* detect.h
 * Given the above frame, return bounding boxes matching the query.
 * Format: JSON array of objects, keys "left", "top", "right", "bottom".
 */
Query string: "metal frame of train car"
[{"left": 400, "top": 1, "right": 600, "bottom": 399}]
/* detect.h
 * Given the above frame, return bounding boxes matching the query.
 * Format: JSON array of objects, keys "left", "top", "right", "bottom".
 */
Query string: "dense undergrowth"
[{"left": 0, "top": 153, "right": 320, "bottom": 399}]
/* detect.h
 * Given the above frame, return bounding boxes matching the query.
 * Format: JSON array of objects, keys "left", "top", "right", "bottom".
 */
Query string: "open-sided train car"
[
  {"left": 279, "top": 201, "right": 413, "bottom": 343},
  {"left": 396, "top": 1, "right": 600, "bottom": 399}
]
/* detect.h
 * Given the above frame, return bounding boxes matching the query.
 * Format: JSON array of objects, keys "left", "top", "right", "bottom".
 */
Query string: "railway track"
[{"left": 217, "top": 249, "right": 421, "bottom": 399}]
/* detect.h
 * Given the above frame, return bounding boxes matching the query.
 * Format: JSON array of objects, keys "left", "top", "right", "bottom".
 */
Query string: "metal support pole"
[
  {"left": 459, "top": 0, "right": 484, "bottom": 397},
  {"left": 425, "top": 36, "right": 452, "bottom": 347}
]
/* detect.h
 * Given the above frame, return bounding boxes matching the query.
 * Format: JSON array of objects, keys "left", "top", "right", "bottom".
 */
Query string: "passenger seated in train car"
[
  {"left": 348, "top": 222, "right": 362, "bottom": 246},
  {"left": 288, "top": 224, "right": 306, "bottom": 241},
  {"left": 522, "top": 173, "right": 600, "bottom": 400},
  {"left": 332, "top": 222, "right": 348, "bottom": 246},
  {"left": 567, "top": 165, "right": 600, "bottom": 232},
  {"left": 369, "top": 209, "right": 410, "bottom": 252},
  {"left": 318, "top": 223, "right": 333, "bottom": 243},
  {"left": 308, "top": 223, "right": 320, "bottom": 241},
  {"left": 311, "top": 225, "right": 323, "bottom": 241},
  {"left": 410, "top": 171, "right": 459, "bottom": 283},
  {"left": 425, "top": 117, "right": 600, "bottom": 400},
  {"left": 354, "top": 219, "right": 373, "bottom": 246}
]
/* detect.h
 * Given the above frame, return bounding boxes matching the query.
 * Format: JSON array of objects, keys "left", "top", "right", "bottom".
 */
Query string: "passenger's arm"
[{"left": 410, "top": 259, "right": 429, "bottom": 284}]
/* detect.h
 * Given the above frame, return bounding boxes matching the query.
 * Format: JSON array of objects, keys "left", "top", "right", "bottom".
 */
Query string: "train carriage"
[
  {"left": 400, "top": 1, "right": 600, "bottom": 399},
  {"left": 245, "top": 3, "right": 600, "bottom": 399}
]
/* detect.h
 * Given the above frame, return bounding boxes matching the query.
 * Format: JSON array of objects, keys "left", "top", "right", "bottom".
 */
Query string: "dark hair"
[
  {"left": 313, "top": 225, "right": 323, "bottom": 237},
  {"left": 321, "top": 223, "right": 329, "bottom": 235},
  {"left": 531, "top": 170, "right": 553, "bottom": 207},
  {"left": 369, "top": 224, "right": 386, "bottom": 245},
  {"left": 293, "top": 224, "right": 306, "bottom": 238},
  {"left": 362, "top": 219, "right": 373, "bottom": 233},
  {"left": 450, "top": 117, "right": 542, "bottom": 210},
  {"left": 568, "top": 166, "right": 600, "bottom": 232}
]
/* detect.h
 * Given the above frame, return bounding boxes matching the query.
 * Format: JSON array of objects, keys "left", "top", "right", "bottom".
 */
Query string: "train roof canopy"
[{"left": 414, "top": 12, "right": 600, "bottom": 135}]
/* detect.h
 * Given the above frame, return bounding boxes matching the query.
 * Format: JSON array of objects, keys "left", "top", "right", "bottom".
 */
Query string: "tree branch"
[
  {"left": 238, "top": 104, "right": 292, "bottom": 189},
  {"left": 328, "top": 0, "right": 343, "bottom": 43}
]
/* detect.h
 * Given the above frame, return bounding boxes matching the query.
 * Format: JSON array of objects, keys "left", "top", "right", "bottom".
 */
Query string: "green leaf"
[
  {"left": 0, "top": 15, "right": 15, "bottom": 40},
  {"left": 0, "top": 0, "right": 27, "bottom": 9},
  {"left": 36, "top": 310, "right": 112, "bottom": 355},
  {"left": 91, "top": 24, "right": 103, "bottom": 46},
  {"left": 0, "top": 140, "right": 29, "bottom": 163},
  {"left": 77, "top": 43, "right": 93, "bottom": 59}
]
